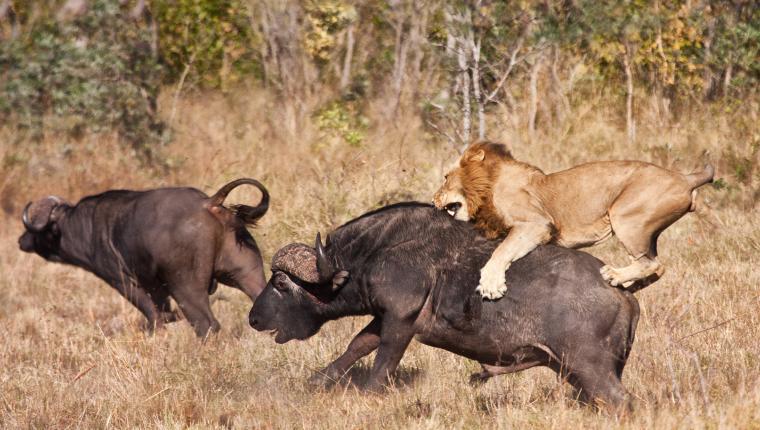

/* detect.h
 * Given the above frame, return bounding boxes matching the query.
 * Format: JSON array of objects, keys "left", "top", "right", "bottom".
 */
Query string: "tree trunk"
[
  {"left": 702, "top": 17, "right": 716, "bottom": 100},
  {"left": 0, "top": 0, "right": 19, "bottom": 40},
  {"left": 408, "top": 1, "right": 428, "bottom": 99},
  {"left": 339, "top": 23, "right": 355, "bottom": 92},
  {"left": 550, "top": 45, "right": 569, "bottom": 125},
  {"left": 458, "top": 37, "right": 472, "bottom": 146},
  {"left": 528, "top": 55, "right": 543, "bottom": 138},
  {"left": 623, "top": 41, "right": 635, "bottom": 144},
  {"left": 471, "top": 36, "right": 485, "bottom": 140},
  {"left": 723, "top": 62, "right": 733, "bottom": 98},
  {"left": 57, "top": 0, "right": 88, "bottom": 22}
]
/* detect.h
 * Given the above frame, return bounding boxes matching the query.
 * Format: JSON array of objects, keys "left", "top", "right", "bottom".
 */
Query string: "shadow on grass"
[{"left": 311, "top": 363, "right": 424, "bottom": 392}]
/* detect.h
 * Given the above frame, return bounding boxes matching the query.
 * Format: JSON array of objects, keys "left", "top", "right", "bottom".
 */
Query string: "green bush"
[
  {"left": 314, "top": 100, "right": 368, "bottom": 147},
  {"left": 0, "top": 0, "right": 163, "bottom": 157},
  {"left": 153, "top": 0, "right": 259, "bottom": 89}
]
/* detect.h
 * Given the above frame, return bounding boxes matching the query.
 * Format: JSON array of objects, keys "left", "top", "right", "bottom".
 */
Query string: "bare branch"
[{"left": 58, "top": 0, "right": 88, "bottom": 22}]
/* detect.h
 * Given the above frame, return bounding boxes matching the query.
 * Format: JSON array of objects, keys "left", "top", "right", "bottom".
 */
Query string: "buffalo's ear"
[
  {"left": 468, "top": 149, "right": 485, "bottom": 163},
  {"left": 331, "top": 270, "right": 350, "bottom": 292}
]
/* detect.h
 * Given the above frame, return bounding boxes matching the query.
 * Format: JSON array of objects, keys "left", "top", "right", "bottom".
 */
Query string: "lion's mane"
[{"left": 459, "top": 141, "right": 513, "bottom": 239}]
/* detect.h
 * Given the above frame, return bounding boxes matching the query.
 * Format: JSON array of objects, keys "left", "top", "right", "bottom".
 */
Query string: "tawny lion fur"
[{"left": 433, "top": 141, "right": 714, "bottom": 299}]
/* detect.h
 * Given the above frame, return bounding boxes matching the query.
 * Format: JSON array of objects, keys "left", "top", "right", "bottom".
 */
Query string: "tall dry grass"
[{"left": 0, "top": 87, "right": 758, "bottom": 429}]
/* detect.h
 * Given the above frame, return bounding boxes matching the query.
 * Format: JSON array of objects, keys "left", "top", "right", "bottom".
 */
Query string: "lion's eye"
[{"left": 444, "top": 174, "right": 450, "bottom": 180}]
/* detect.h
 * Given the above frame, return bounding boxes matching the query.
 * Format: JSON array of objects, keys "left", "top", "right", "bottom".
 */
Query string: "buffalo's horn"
[
  {"left": 22, "top": 202, "right": 33, "bottom": 230},
  {"left": 21, "top": 197, "right": 60, "bottom": 232},
  {"left": 315, "top": 232, "right": 337, "bottom": 283}
]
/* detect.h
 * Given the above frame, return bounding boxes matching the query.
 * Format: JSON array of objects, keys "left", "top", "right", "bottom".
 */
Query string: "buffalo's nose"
[{"left": 18, "top": 233, "right": 34, "bottom": 252}]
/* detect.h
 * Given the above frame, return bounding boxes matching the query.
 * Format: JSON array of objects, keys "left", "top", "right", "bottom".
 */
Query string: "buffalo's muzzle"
[
  {"left": 249, "top": 313, "right": 259, "bottom": 329},
  {"left": 18, "top": 233, "right": 35, "bottom": 253}
]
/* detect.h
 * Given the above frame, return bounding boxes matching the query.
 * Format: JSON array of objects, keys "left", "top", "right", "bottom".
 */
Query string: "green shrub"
[
  {"left": 314, "top": 100, "right": 368, "bottom": 147},
  {"left": 153, "top": 0, "right": 259, "bottom": 89},
  {"left": 0, "top": 0, "right": 163, "bottom": 158}
]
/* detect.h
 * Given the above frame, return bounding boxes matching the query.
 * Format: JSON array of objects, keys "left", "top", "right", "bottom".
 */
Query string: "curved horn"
[
  {"left": 21, "top": 197, "right": 60, "bottom": 232},
  {"left": 315, "top": 232, "right": 336, "bottom": 283},
  {"left": 22, "top": 202, "right": 33, "bottom": 230}
]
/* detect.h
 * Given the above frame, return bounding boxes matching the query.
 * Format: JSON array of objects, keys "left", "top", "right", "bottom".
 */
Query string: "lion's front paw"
[{"left": 476, "top": 267, "right": 508, "bottom": 300}]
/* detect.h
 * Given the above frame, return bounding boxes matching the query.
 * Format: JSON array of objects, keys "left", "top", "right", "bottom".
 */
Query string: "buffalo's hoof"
[
  {"left": 469, "top": 371, "right": 491, "bottom": 386},
  {"left": 363, "top": 381, "right": 387, "bottom": 394},
  {"left": 160, "top": 310, "right": 181, "bottom": 323},
  {"left": 142, "top": 320, "right": 164, "bottom": 335},
  {"left": 308, "top": 371, "right": 340, "bottom": 388}
]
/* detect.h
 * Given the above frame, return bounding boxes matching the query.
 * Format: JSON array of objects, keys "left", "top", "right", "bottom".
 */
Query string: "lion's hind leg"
[
  {"left": 601, "top": 222, "right": 664, "bottom": 287},
  {"left": 602, "top": 186, "right": 691, "bottom": 286},
  {"left": 600, "top": 256, "right": 662, "bottom": 287}
]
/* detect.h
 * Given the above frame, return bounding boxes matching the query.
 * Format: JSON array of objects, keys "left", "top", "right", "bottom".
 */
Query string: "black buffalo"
[
  {"left": 19, "top": 178, "right": 269, "bottom": 336},
  {"left": 249, "top": 202, "right": 641, "bottom": 410}
]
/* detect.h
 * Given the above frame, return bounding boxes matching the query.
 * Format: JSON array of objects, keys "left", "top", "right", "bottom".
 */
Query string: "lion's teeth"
[{"left": 447, "top": 209, "right": 455, "bottom": 216}]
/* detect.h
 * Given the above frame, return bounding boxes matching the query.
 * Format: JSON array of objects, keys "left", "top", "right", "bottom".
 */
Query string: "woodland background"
[{"left": 0, "top": 1, "right": 758, "bottom": 428}]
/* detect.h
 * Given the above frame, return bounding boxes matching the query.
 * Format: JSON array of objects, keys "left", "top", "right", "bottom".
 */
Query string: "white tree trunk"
[
  {"left": 457, "top": 37, "right": 472, "bottom": 146},
  {"left": 623, "top": 41, "right": 635, "bottom": 143},
  {"left": 723, "top": 62, "right": 733, "bottom": 97},
  {"left": 471, "top": 36, "right": 485, "bottom": 140},
  {"left": 528, "top": 55, "right": 543, "bottom": 138},
  {"left": 339, "top": 23, "right": 355, "bottom": 92}
]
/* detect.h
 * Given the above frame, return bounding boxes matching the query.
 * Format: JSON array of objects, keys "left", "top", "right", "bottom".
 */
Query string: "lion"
[{"left": 432, "top": 141, "right": 714, "bottom": 299}]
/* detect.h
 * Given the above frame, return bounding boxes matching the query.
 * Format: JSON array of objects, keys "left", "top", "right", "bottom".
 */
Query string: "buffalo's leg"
[
  {"left": 150, "top": 288, "right": 180, "bottom": 324},
  {"left": 568, "top": 370, "right": 630, "bottom": 413},
  {"left": 469, "top": 361, "right": 541, "bottom": 385},
  {"left": 108, "top": 280, "right": 164, "bottom": 332},
  {"left": 166, "top": 269, "right": 220, "bottom": 337},
  {"left": 365, "top": 318, "right": 417, "bottom": 392},
  {"left": 226, "top": 262, "right": 266, "bottom": 302},
  {"left": 560, "top": 353, "right": 631, "bottom": 412},
  {"left": 215, "top": 234, "right": 267, "bottom": 302},
  {"left": 310, "top": 318, "right": 382, "bottom": 387}
]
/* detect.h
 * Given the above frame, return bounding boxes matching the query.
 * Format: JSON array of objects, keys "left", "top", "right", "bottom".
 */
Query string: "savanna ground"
[{"left": 1, "top": 89, "right": 758, "bottom": 429}]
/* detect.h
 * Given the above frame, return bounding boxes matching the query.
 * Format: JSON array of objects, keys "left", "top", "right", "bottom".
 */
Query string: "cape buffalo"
[
  {"left": 249, "top": 202, "right": 640, "bottom": 410},
  {"left": 19, "top": 178, "right": 269, "bottom": 337}
]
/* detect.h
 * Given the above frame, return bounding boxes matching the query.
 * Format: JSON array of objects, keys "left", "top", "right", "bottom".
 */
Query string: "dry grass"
[{"left": 0, "top": 88, "right": 758, "bottom": 429}]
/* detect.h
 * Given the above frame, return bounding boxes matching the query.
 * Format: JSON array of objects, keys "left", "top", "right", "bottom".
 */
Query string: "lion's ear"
[{"left": 468, "top": 149, "right": 486, "bottom": 163}]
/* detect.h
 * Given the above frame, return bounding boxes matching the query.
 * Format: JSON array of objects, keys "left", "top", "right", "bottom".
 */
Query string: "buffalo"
[
  {"left": 249, "top": 202, "right": 641, "bottom": 410},
  {"left": 19, "top": 178, "right": 269, "bottom": 336}
]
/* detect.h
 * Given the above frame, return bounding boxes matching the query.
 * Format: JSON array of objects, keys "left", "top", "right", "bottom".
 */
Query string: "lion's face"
[{"left": 433, "top": 168, "right": 471, "bottom": 221}]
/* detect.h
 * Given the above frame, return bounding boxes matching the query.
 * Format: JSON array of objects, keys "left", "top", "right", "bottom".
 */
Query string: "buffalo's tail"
[{"left": 208, "top": 178, "right": 269, "bottom": 226}]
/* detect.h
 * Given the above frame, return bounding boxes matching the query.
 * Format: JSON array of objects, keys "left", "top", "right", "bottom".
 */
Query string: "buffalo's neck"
[
  {"left": 317, "top": 282, "right": 371, "bottom": 322},
  {"left": 56, "top": 205, "right": 98, "bottom": 272}
]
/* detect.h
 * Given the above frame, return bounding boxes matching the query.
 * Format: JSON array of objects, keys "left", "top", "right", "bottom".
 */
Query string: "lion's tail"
[
  {"left": 684, "top": 164, "right": 714, "bottom": 212},
  {"left": 685, "top": 164, "right": 715, "bottom": 190}
]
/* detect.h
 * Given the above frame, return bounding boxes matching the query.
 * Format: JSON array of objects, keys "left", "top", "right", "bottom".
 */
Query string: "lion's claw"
[
  {"left": 600, "top": 265, "right": 629, "bottom": 287},
  {"left": 476, "top": 281, "right": 508, "bottom": 300}
]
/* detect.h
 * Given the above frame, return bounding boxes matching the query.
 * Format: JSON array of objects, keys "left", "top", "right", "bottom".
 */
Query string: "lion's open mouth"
[{"left": 444, "top": 202, "right": 462, "bottom": 217}]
